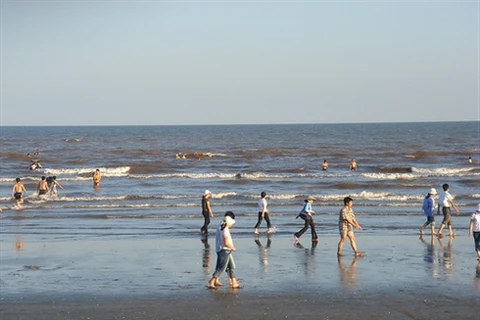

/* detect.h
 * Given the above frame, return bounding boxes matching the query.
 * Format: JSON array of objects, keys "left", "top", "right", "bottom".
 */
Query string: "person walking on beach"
[
  {"left": 253, "top": 191, "right": 273, "bottom": 234},
  {"left": 436, "top": 183, "right": 460, "bottom": 238},
  {"left": 350, "top": 159, "right": 357, "bottom": 171},
  {"left": 37, "top": 176, "right": 49, "bottom": 196},
  {"left": 12, "top": 178, "right": 27, "bottom": 205},
  {"left": 49, "top": 176, "right": 65, "bottom": 196},
  {"left": 419, "top": 188, "right": 437, "bottom": 236},
  {"left": 468, "top": 204, "right": 480, "bottom": 261},
  {"left": 93, "top": 169, "right": 101, "bottom": 187},
  {"left": 294, "top": 196, "right": 318, "bottom": 242},
  {"left": 208, "top": 211, "right": 242, "bottom": 289},
  {"left": 337, "top": 196, "right": 363, "bottom": 257},
  {"left": 200, "top": 190, "right": 214, "bottom": 234}
]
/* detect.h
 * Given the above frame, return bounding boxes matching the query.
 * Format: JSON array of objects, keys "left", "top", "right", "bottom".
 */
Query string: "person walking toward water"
[
  {"left": 253, "top": 191, "right": 273, "bottom": 234},
  {"left": 337, "top": 196, "right": 364, "bottom": 257},
  {"left": 11, "top": 178, "right": 27, "bottom": 206},
  {"left": 49, "top": 176, "right": 64, "bottom": 196},
  {"left": 37, "top": 176, "right": 49, "bottom": 196},
  {"left": 436, "top": 183, "right": 460, "bottom": 238},
  {"left": 294, "top": 196, "right": 318, "bottom": 242},
  {"left": 93, "top": 169, "right": 101, "bottom": 187},
  {"left": 200, "top": 190, "right": 214, "bottom": 234},
  {"left": 468, "top": 204, "right": 480, "bottom": 261},
  {"left": 419, "top": 188, "right": 438, "bottom": 236},
  {"left": 208, "top": 211, "right": 242, "bottom": 289}
]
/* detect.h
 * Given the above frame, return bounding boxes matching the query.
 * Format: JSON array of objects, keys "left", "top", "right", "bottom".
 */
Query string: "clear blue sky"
[{"left": 1, "top": 0, "right": 479, "bottom": 126}]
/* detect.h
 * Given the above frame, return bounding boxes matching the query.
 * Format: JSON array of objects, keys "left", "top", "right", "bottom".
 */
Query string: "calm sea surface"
[{"left": 1, "top": 122, "right": 479, "bottom": 240}]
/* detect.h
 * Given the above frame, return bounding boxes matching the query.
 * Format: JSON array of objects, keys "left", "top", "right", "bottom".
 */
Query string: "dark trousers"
[
  {"left": 295, "top": 214, "right": 317, "bottom": 239},
  {"left": 254, "top": 212, "right": 271, "bottom": 229},
  {"left": 473, "top": 232, "right": 480, "bottom": 252},
  {"left": 200, "top": 211, "right": 210, "bottom": 233}
]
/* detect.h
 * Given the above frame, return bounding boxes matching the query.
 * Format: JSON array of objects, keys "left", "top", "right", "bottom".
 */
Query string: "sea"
[{"left": 1, "top": 122, "right": 479, "bottom": 241}]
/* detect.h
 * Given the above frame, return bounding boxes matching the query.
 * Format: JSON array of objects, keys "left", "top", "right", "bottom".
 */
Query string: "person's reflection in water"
[
  {"left": 201, "top": 234, "right": 211, "bottom": 275},
  {"left": 437, "top": 236, "right": 454, "bottom": 279},
  {"left": 14, "top": 209, "right": 26, "bottom": 254},
  {"left": 475, "top": 262, "right": 480, "bottom": 291},
  {"left": 337, "top": 255, "right": 359, "bottom": 289},
  {"left": 254, "top": 234, "right": 272, "bottom": 274},
  {"left": 419, "top": 235, "right": 439, "bottom": 278},
  {"left": 294, "top": 240, "right": 317, "bottom": 280}
]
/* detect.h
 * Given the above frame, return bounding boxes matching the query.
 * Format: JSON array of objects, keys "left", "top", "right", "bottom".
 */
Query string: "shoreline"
[{"left": 1, "top": 234, "right": 479, "bottom": 319}]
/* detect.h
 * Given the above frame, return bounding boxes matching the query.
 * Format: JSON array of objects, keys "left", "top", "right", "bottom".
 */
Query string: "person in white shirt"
[
  {"left": 436, "top": 184, "right": 460, "bottom": 237},
  {"left": 253, "top": 191, "right": 273, "bottom": 234},
  {"left": 468, "top": 204, "right": 480, "bottom": 261},
  {"left": 208, "top": 211, "right": 242, "bottom": 289}
]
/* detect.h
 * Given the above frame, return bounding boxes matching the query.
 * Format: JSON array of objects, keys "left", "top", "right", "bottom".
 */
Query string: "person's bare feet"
[
  {"left": 419, "top": 228, "right": 424, "bottom": 235},
  {"left": 354, "top": 251, "right": 364, "bottom": 257},
  {"left": 337, "top": 252, "right": 345, "bottom": 256}
]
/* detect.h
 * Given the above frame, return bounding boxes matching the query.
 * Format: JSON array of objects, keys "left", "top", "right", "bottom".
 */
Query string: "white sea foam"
[{"left": 44, "top": 166, "right": 131, "bottom": 177}]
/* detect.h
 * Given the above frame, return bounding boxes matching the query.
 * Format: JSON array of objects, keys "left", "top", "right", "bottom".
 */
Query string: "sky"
[{"left": 1, "top": 0, "right": 479, "bottom": 126}]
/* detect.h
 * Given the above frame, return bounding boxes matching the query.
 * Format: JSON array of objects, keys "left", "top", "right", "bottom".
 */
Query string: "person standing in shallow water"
[
  {"left": 200, "top": 190, "right": 214, "bottom": 234},
  {"left": 12, "top": 177, "right": 27, "bottom": 205},
  {"left": 419, "top": 188, "right": 438, "bottom": 236},
  {"left": 93, "top": 169, "right": 101, "bottom": 187},
  {"left": 337, "top": 196, "right": 363, "bottom": 257},
  {"left": 208, "top": 211, "right": 242, "bottom": 289},
  {"left": 294, "top": 196, "right": 318, "bottom": 242},
  {"left": 468, "top": 204, "right": 480, "bottom": 261},
  {"left": 253, "top": 191, "right": 273, "bottom": 234}
]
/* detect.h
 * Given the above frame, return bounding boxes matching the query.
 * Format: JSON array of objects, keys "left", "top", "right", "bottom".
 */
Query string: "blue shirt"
[{"left": 422, "top": 195, "right": 435, "bottom": 216}]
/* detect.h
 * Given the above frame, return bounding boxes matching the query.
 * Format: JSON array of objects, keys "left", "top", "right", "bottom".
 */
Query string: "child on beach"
[
  {"left": 419, "top": 188, "right": 437, "bottom": 236},
  {"left": 208, "top": 211, "right": 242, "bottom": 289},
  {"left": 253, "top": 191, "right": 273, "bottom": 234},
  {"left": 468, "top": 204, "right": 480, "bottom": 261},
  {"left": 294, "top": 196, "right": 318, "bottom": 242},
  {"left": 337, "top": 196, "right": 363, "bottom": 257}
]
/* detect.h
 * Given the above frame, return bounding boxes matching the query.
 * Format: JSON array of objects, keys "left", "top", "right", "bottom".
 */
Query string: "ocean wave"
[{"left": 43, "top": 166, "right": 130, "bottom": 177}]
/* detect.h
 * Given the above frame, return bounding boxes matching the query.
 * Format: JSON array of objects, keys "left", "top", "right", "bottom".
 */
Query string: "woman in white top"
[
  {"left": 208, "top": 211, "right": 242, "bottom": 289},
  {"left": 468, "top": 204, "right": 480, "bottom": 261}
]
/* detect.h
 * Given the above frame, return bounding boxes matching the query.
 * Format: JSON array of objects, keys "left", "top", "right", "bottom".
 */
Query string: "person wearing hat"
[
  {"left": 337, "top": 196, "right": 363, "bottom": 257},
  {"left": 294, "top": 196, "right": 318, "bottom": 242},
  {"left": 468, "top": 204, "right": 480, "bottom": 261},
  {"left": 419, "top": 188, "right": 438, "bottom": 236},
  {"left": 208, "top": 211, "right": 242, "bottom": 289},
  {"left": 200, "top": 190, "right": 214, "bottom": 234}
]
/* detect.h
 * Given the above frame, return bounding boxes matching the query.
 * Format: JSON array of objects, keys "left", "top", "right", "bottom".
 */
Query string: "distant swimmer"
[
  {"left": 468, "top": 157, "right": 473, "bottom": 164},
  {"left": 37, "top": 176, "right": 50, "bottom": 196},
  {"left": 322, "top": 160, "right": 328, "bottom": 171},
  {"left": 350, "top": 158, "right": 357, "bottom": 171},
  {"left": 12, "top": 178, "right": 27, "bottom": 205},
  {"left": 30, "top": 160, "right": 36, "bottom": 170},
  {"left": 49, "top": 176, "right": 64, "bottom": 196},
  {"left": 93, "top": 169, "right": 101, "bottom": 187}
]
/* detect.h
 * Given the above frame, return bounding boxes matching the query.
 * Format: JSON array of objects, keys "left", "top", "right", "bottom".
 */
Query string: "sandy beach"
[{"left": 1, "top": 232, "right": 479, "bottom": 319}]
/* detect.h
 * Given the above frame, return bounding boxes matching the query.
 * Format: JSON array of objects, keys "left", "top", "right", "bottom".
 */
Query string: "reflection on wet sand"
[
  {"left": 201, "top": 235, "right": 211, "bottom": 275},
  {"left": 294, "top": 240, "right": 317, "bottom": 280},
  {"left": 437, "top": 236, "right": 454, "bottom": 279},
  {"left": 419, "top": 235, "right": 439, "bottom": 278},
  {"left": 254, "top": 235, "right": 272, "bottom": 273},
  {"left": 13, "top": 209, "right": 26, "bottom": 254},
  {"left": 337, "top": 256, "right": 359, "bottom": 289}
]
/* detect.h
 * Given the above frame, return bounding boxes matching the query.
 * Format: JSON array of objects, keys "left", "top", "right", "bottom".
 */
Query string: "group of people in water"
[
  {"left": 203, "top": 184, "right": 480, "bottom": 290},
  {"left": 10, "top": 168, "right": 102, "bottom": 207}
]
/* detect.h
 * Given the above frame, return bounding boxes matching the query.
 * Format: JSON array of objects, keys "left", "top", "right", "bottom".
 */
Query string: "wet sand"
[{"left": 1, "top": 233, "right": 479, "bottom": 319}]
